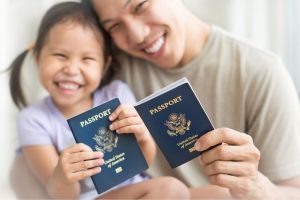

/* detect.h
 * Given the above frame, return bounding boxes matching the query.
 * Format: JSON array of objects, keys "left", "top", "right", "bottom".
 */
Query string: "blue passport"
[
  {"left": 67, "top": 98, "right": 148, "bottom": 194},
  {"left": 135, "top": 78, "right": 214, "bottom": 168}
]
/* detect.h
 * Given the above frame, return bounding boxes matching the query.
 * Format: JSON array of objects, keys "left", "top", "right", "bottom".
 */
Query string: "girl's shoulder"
[
  {"left": 94, "top": 80, "right": 136, "bottom": 105},
  {"left": 18, "top": 96, "right": 55, "bottom": 123},
  {"left": 103, "top": 79, "right": 130, "bottom": 90}
]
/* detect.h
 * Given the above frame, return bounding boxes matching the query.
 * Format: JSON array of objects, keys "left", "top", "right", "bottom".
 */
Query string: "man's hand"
[{"left": 194, "top": 128, "right": 261, "bottom": 199}]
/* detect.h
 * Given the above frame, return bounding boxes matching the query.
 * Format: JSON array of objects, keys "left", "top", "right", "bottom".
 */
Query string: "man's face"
[{"left": 93, "top": 0, "right": 187, "bottom": 68}]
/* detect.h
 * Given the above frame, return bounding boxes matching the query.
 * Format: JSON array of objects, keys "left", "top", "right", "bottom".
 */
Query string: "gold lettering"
[
  {"left": 115, "top": 166, "right": 123, "bottom": 173},
  {"left": 189, "top": 147, "right": 195, "bottom": 152},
  {"left": 80, "top": 108, "right": 111, "bottom": 127},
  {"left": 149, "top": 96, "right": 183, "bottom": 115}
]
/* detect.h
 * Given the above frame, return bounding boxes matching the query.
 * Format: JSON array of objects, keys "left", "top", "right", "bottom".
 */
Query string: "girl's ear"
[
  {"left": 28, "top": 43, "right": 38, "bottom": 63},
  {"left": 102, "top": 56, "right": 112, "bottom": 76},
  {"left": 105, "top": 56, "right": 112, "bottom": 69},
  {"left": 33, "top": 53, "right": 39, "bottom": 64},
  {"left": 31, "top": 49, "right": 39, "bottom": 66}
]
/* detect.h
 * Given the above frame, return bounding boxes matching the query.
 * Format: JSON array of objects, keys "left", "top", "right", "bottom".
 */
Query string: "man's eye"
[
  {"left": 108, "top": 23, "right": 121, "bottom": 33},
  {"left": 135, "top": 0, "right": 149, "bottom": 13}
]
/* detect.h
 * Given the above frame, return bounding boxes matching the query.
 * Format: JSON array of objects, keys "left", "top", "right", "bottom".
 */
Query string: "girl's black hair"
[{"left": 9, "top": 1, "right": 119, "bottom": 109}]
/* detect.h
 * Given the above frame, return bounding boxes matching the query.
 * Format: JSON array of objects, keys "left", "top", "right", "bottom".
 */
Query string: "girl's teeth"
[
  {"left": 58, "top": 82, "right": 79, "bottom": 90},
  {"left": 145, "top": 36, "right": 165, "bottom": 54}
]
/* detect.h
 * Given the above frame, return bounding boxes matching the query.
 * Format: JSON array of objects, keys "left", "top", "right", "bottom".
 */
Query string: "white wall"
[
  {"left": 1, "top": 1, "right": 69, "bottom": 198},
  {"left": 1, "top": 0, "right": 299, "bottom": 198}
]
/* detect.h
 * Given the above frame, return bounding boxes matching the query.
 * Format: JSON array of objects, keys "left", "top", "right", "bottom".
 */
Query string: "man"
[{"left": 87, "top": 0, "right": 300, "bottom": 198}]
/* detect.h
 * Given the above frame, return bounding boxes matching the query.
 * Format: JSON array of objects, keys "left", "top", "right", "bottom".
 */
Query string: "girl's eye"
[
  {"left": 53, "top": 53, "right": 66, "bottom": 58},
  {"left": 135, "top": 0, "right": 149, "bottom": 13},
  {"left": 83, "top": 57, "right": 95, "bottom": 61}
]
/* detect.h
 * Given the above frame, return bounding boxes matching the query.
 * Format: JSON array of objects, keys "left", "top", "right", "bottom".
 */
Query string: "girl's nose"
[{"left": 63, "top": 61, "right": 81, "bottom": 75}]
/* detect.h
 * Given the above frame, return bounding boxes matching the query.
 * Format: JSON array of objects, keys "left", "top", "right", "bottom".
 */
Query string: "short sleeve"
[
  {"left": 17, "top": 106, "right": 53, "bottom": 148},
  {"left": 246, "top": 57, "right": 300, "bottom": 181},
  {"left": 106, "top": 80, "right": 137, "bottom": 105}
]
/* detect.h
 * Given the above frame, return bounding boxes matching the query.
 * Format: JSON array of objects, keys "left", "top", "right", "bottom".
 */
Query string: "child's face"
[{"left": 37, "top": 21, "right": 105, "bottom": 111}]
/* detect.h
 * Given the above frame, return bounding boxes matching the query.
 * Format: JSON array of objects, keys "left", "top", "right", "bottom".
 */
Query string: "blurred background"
[{"left": 1, "top": 0, "right": 299, "bottom": 198}]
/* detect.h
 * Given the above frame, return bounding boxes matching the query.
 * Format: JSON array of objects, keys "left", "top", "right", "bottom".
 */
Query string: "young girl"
[{"left": 9, "top": 2, "right": 189, "bottom": 199}]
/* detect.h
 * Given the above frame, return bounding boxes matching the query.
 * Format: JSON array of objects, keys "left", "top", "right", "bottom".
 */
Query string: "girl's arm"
[
  {"left": 109, "top": 104, "right": 156, "bottom": 165},
  {"left": 22, "top": 143, "right": 104, "bottom": 199}
]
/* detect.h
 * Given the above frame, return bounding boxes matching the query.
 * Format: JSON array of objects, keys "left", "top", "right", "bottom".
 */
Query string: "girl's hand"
[
  {"left": 109, "top": 104, "right": 151, "bottom": 143},
  {"left": 53, "top": 143, "right": 104, "bottom": 184}
]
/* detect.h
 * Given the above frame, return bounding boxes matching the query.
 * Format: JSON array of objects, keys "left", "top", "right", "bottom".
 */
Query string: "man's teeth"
[
  {"left": 145, "top": 36, "right": 165, "bottom": 54},
  {"left": 58, "top": 82, "right": 79, "bottom": 90}
]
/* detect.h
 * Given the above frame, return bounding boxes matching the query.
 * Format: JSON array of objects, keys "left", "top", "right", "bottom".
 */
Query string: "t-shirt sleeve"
[
  {"left": 108, "top": 80, "right": 137, "bottom": 105},
  {"left": 17, "top": 106, "right": 53, "bottom": 147},
  {"left": 246, "top": 57, "right": 300, "bottom": 182}
]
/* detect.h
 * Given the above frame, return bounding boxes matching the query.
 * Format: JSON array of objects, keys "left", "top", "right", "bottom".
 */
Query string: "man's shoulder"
[
  {"left": 211, "top": 25, "right": 283, "bottom": 77},
  {"left": 212, "top": 25, "right": 279, "bottom": 61}
]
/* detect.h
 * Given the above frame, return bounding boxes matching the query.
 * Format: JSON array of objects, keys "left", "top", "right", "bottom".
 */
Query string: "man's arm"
[
  {"left": 274, "top": 175, "right": 300, "bottom": 198},
  {"left": 237, "top": 172, "right": 300, "bottom": 198},
  {"left": 190, "top": 175, "right": 300, "bottom": 199}
]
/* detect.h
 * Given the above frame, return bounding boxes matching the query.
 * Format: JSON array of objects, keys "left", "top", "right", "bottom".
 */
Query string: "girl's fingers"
[
  {"left": 115, "top": 124, "right": 142, "bottom": 134},
  {"left": 71, "top": 158, "right": 105, "bottom": 172},
  {"left": 67, "top": 151, "right": 103, "bottom": 163},
  {"left": 69, "top": 166, "right": 102, "bottom": 182},
  {"left": 64, "top": 143, "right": 92, "bottom": 154},
  {"left": 110, "top": 116, "right": 141, "bottom": 131},
  {"left": 109, "top": 105, "right": 135, "bottom": 121}
]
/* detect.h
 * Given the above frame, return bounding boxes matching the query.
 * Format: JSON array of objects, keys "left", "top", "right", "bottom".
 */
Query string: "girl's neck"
[{"left": 55, "top": 96, "right": 93, "bottom": 119}]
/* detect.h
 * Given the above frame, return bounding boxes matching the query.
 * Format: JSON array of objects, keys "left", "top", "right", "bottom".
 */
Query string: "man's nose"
[{"left": 125, "top": 18, "right": 150, "bottom": 44}]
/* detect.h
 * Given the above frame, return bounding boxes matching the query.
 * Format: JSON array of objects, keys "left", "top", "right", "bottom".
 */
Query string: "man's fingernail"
[{"left": 194, "top": 142, "right": 202, "bottom": 151}]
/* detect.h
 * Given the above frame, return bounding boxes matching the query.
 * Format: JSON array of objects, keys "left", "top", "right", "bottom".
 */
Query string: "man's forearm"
[
  {"left": 277, "top": 185, "right": 300, "bottom": 198},
  {"left": 254, "top": 172, "right": 300, "bottom": 199}
]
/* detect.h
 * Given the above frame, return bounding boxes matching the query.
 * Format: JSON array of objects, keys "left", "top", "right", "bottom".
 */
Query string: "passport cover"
[
  {"left": 67, "top": 98, "right": 148, "bottom": 194},
  {"left": 135, "top": 78, "right": 214, "bottom": 168}
]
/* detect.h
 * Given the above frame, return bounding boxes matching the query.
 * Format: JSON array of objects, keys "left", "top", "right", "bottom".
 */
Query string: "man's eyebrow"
[
  {"left": 100, "top": 0, "right": 131, "bottom": 26},
  {"left": 123, "top": 0, "right": 131, "bottom": 8}
]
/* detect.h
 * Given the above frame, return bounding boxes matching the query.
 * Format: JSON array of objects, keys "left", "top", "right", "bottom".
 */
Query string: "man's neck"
[{"left": 180, "top": 14, "right": 211, "bottom": 67}]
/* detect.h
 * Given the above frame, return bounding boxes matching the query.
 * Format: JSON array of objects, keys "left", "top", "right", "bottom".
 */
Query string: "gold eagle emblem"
[
  {"left": 165, "top": 113, "right": 191, "bottom": 136},
  {"left": 93, "top": 127, "right": 118, "bottom": 153}
]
